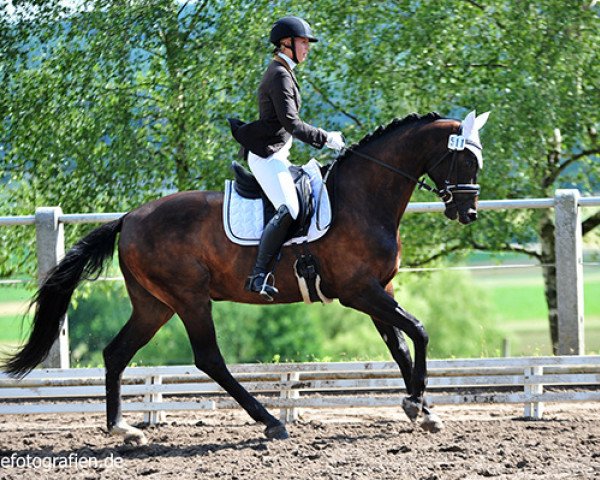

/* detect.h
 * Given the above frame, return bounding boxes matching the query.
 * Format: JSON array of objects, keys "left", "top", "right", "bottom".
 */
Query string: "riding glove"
[{"left": 325, "top": 131, "right": 345, "bottom": 151}]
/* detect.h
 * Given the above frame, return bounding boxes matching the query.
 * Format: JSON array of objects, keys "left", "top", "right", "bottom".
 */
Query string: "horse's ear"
[
  {"left": 475, "top": 111, "right": 490, "bottom": 130},
  {"left": 462, "top": 110, "right": 476, "bottom": 136}
]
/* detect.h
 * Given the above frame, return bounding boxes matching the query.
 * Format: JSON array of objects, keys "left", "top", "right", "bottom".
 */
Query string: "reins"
[
  {"left": 338, "top": 146, "right": 453, "bottom": 202},
  {"left": 325, "top": 122, "right": 482, "bottom": 206},
  {"left": 317, "top": 121, "right": 482, "bottom": 228}
]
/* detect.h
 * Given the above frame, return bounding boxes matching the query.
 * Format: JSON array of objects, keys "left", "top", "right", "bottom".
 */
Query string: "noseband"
[
  {"left": 340, "top": 129, "right": 481, "bottom": 205},
  {"left": 427, "top": 132, "right": 482, "bottom": 204}
]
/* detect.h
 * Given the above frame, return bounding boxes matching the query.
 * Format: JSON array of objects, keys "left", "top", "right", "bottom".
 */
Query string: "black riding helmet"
[{"left": 270, "top": 16, "right": 318, "bottom": 63}]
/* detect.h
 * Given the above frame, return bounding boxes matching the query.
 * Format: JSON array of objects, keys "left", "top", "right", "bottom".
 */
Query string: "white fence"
[
  {"left": 1, "top": 356, "right": 599, "bottom": 424},
  {"left": 1, "top": 189, "right": 599, "bottom": 367}
]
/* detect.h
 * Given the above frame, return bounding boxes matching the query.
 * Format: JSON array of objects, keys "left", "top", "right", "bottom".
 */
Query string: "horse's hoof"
[
  {"left": 111, "top": 422, "right": 148, "bottom": 445},
  {"left": 421, "top": 411, "right": 444, "bottom": 433},
  {"left": 264, "top": 423, "right": 289, "bottom": 440},
  {"left": 402, "top": 397, "right": 421, "bottom": 422}
]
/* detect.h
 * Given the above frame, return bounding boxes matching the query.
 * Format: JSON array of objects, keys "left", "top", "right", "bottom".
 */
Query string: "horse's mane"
[{"left": 338, "top": 112, "right": 443, "bottom": 161}]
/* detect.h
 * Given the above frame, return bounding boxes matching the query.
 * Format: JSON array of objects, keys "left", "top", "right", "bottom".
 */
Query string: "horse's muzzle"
[
  {"left": 444, "top": 201, "right": 479, "bottom": 224},
  {"left": 441, "top": 184, "right": 479, "bottom": 224},
  {"left": 444, "top": 205, "right": 458, "bottom": 221},
  {"left": 458, "top": 208, "right": 478, "bottom": 225}
]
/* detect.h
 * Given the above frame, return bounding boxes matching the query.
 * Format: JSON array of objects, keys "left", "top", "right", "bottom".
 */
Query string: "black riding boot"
[{"left": 245, "top": 205, "right": 294, "bottom": 301}]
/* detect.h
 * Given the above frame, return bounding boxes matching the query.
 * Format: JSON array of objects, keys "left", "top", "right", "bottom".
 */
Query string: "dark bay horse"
[{"left": 4, "top": 111, "right": 489, "bottom": 444}]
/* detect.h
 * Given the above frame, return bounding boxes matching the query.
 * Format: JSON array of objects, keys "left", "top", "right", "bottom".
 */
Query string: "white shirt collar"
[{"left": 277, "top": 52, "right": 297, "bottom": 70}]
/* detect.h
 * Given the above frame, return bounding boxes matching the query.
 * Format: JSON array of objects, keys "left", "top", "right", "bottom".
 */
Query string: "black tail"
[{"left": 3, "top": 217, "right": 124, "bottom": 378}]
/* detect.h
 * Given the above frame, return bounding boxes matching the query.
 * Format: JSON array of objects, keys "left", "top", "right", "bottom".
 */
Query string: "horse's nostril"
[{"left": 468, "top": 209, "right": 478, "bottom": 222}]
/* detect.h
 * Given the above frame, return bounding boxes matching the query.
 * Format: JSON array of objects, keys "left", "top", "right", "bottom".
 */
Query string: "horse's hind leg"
[
  {"left": 103, "top": 272, "right": 174, "bottom": 445},
  {"left": 178, "top": 297, "right": 289, "bottom": 440}
]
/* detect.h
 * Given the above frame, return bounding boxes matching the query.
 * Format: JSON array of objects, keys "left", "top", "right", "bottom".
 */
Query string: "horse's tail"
[{"left": 3, "top": 217, "right": 124, "bottom": 378}]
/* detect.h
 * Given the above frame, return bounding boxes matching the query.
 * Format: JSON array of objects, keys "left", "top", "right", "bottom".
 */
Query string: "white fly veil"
[{"left": 461, "top": 110, "right": 490, "bottom": 169}]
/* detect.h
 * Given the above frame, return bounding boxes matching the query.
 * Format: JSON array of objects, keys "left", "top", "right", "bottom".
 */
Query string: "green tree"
[
  {"left": 1, "top": 0, "right": 272, "bottom": 275},
  {"left": 2, "top": 1, "right": 599, "bottom": 354},
  {"left": 409, "top": 1, "right": 600, "bottom": 353},
  {"left": 310, "top": 1, "right": 599, "bottom": 352}
]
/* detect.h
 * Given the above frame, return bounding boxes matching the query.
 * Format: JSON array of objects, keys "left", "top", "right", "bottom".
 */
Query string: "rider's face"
[{"left": 280, "top": 37, "right": 311, "bottom": 63}]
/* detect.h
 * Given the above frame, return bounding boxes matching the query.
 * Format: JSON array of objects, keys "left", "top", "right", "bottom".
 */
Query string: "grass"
[
  {"left": 0, "top": 284, "right": 34, "bottom": 303},
  {"left": 474, "top": 268, "right": 600, "bottom": 356},
  {"left": 0, "top": 285, "right": 34, "bottom": 345},
  {"left": 477, "top": 270, "right": 600, "bottom": 322},
  {"left": 0, "top": 316, "right": 30, "bottom": 343}
]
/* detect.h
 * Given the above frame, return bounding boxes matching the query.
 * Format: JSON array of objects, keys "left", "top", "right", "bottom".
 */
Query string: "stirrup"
[{"left": 245, "top": 272, "right": 279, "bottom": 302}]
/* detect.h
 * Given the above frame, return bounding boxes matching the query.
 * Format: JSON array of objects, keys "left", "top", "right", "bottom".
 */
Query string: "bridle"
[{"left": 337, "top": 126, "right": 482, "bottom": 205}]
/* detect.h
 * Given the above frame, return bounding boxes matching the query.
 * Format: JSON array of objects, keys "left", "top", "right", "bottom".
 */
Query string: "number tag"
[{"left": 448, "top": 134, "right": 466, "bottom": 151}]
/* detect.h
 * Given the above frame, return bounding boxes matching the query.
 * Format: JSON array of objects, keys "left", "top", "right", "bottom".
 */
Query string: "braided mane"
[{"left": 339, "top": 112, "right": 442, "bottom": 160}]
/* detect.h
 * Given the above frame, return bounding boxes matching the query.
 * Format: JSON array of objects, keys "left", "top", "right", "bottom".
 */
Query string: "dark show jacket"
[{"left": 229, "top": 56, "right": 327, "bottom": 158}]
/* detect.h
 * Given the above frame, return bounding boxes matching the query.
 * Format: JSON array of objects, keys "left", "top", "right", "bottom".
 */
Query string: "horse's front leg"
[
  {"left": 394, "top": 302, "right": 443, "bottom": 432},
  {"left": 370, "top": 284, "right": 415, "bottom": 395},
  {"left": 342, "top": 282, "right": 428, "bottom": 409},
  {"left": 342, "top": 281, "right": 443, "bottom": 432}
]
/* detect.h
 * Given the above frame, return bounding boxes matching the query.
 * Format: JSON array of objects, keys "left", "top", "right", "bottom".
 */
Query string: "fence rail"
[
  {"left": 0, "top": 356, "right": 598, "bottom": 424},
  {"left": 1, "top": 190, "right": 599, "bottom": 366},
  {"left": 1, "top": 194, "right": 599, "bottom": 226}
]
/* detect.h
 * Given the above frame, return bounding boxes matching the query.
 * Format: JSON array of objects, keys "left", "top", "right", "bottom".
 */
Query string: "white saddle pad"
[{"left": 223, "top": 158, "right": 332, "bottom": 246}]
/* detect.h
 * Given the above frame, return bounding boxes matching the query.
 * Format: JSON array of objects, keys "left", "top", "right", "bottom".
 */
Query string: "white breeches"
[{"left": 247, "top": 138, "right": 300, "bottom": 220}]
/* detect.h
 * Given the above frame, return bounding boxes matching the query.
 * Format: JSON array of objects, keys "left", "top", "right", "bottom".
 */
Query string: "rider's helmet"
[{"left": 270, "top": 17, "right": 319, "bottom": 57}]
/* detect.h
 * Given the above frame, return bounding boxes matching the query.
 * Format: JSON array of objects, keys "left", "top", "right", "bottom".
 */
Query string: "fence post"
[
  {"left": 144, "top": 375, "right": 165, "bottom": 425},
  {"left": 279, "top": 372, "right": 299, "bottom": 424},
  {"left": 554, "top": 190, "right": 585, "bottom": 355},
  {"left": 524, "top": 366, "right": 544, "bottom": 419},
  {"left": 35, "top": 207, "right": 70, "bottom": 369}
]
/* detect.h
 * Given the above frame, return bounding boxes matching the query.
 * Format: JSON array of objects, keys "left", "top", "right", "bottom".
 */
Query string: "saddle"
[
  {"left": 223, "top": 159, "right": 334, "bottom": 304},
  {"left": 231, "top": 161, "right": 314, "bottom": 239}
]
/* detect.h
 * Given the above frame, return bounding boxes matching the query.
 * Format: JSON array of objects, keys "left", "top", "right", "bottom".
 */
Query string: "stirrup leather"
[{"left": 245, "top": 272, "right": 279, "bottom": 302}]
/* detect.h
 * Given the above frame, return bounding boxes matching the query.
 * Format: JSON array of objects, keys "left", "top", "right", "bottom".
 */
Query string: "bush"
[
  {"left": 394, "top": 269, "right": 502, "bottom": 358},
  {"left": 68, "top": 268, "right": 502, "bottom": 367},
  {"left": 69, "top": 283, "right": 193, "bottom": 367},
  {"left": 213, "top": 301, "right": 325, "bottom": 363},
  {"left": 69, "top": 285, "right": 326, "bottom": 366}
]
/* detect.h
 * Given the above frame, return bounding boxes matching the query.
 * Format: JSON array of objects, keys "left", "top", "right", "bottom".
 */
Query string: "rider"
[{"left": 229, "top": 16, "right": 345, "bottom": 301}]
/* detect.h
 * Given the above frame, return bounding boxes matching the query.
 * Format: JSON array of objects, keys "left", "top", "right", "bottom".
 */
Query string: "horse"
[{"left": 3, "top": 110, "right": 489, "bottom": 444}]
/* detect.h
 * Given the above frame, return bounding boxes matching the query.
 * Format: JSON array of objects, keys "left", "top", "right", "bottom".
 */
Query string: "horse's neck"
[{"left": 336, "top": 136, "right": 428, "bottom": 231}]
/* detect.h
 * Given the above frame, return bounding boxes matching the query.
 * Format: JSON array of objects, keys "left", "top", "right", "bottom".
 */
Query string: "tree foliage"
[
  {"left": 1, "top": 0, "right": 273, "bottom": 274},
  {"left": 293, "top": 0, "right": 599, "bottom": 350},
  {"left": 312, "top": 0, "right": 599, "bottom": 256},
  {"left": 1, "top": 1, "right": 599, "bottom": 351}
]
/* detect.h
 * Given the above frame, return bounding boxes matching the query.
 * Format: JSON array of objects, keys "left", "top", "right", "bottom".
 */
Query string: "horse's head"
[{"left": 426, "top": 111, "right": 490, "bottom": 225}]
